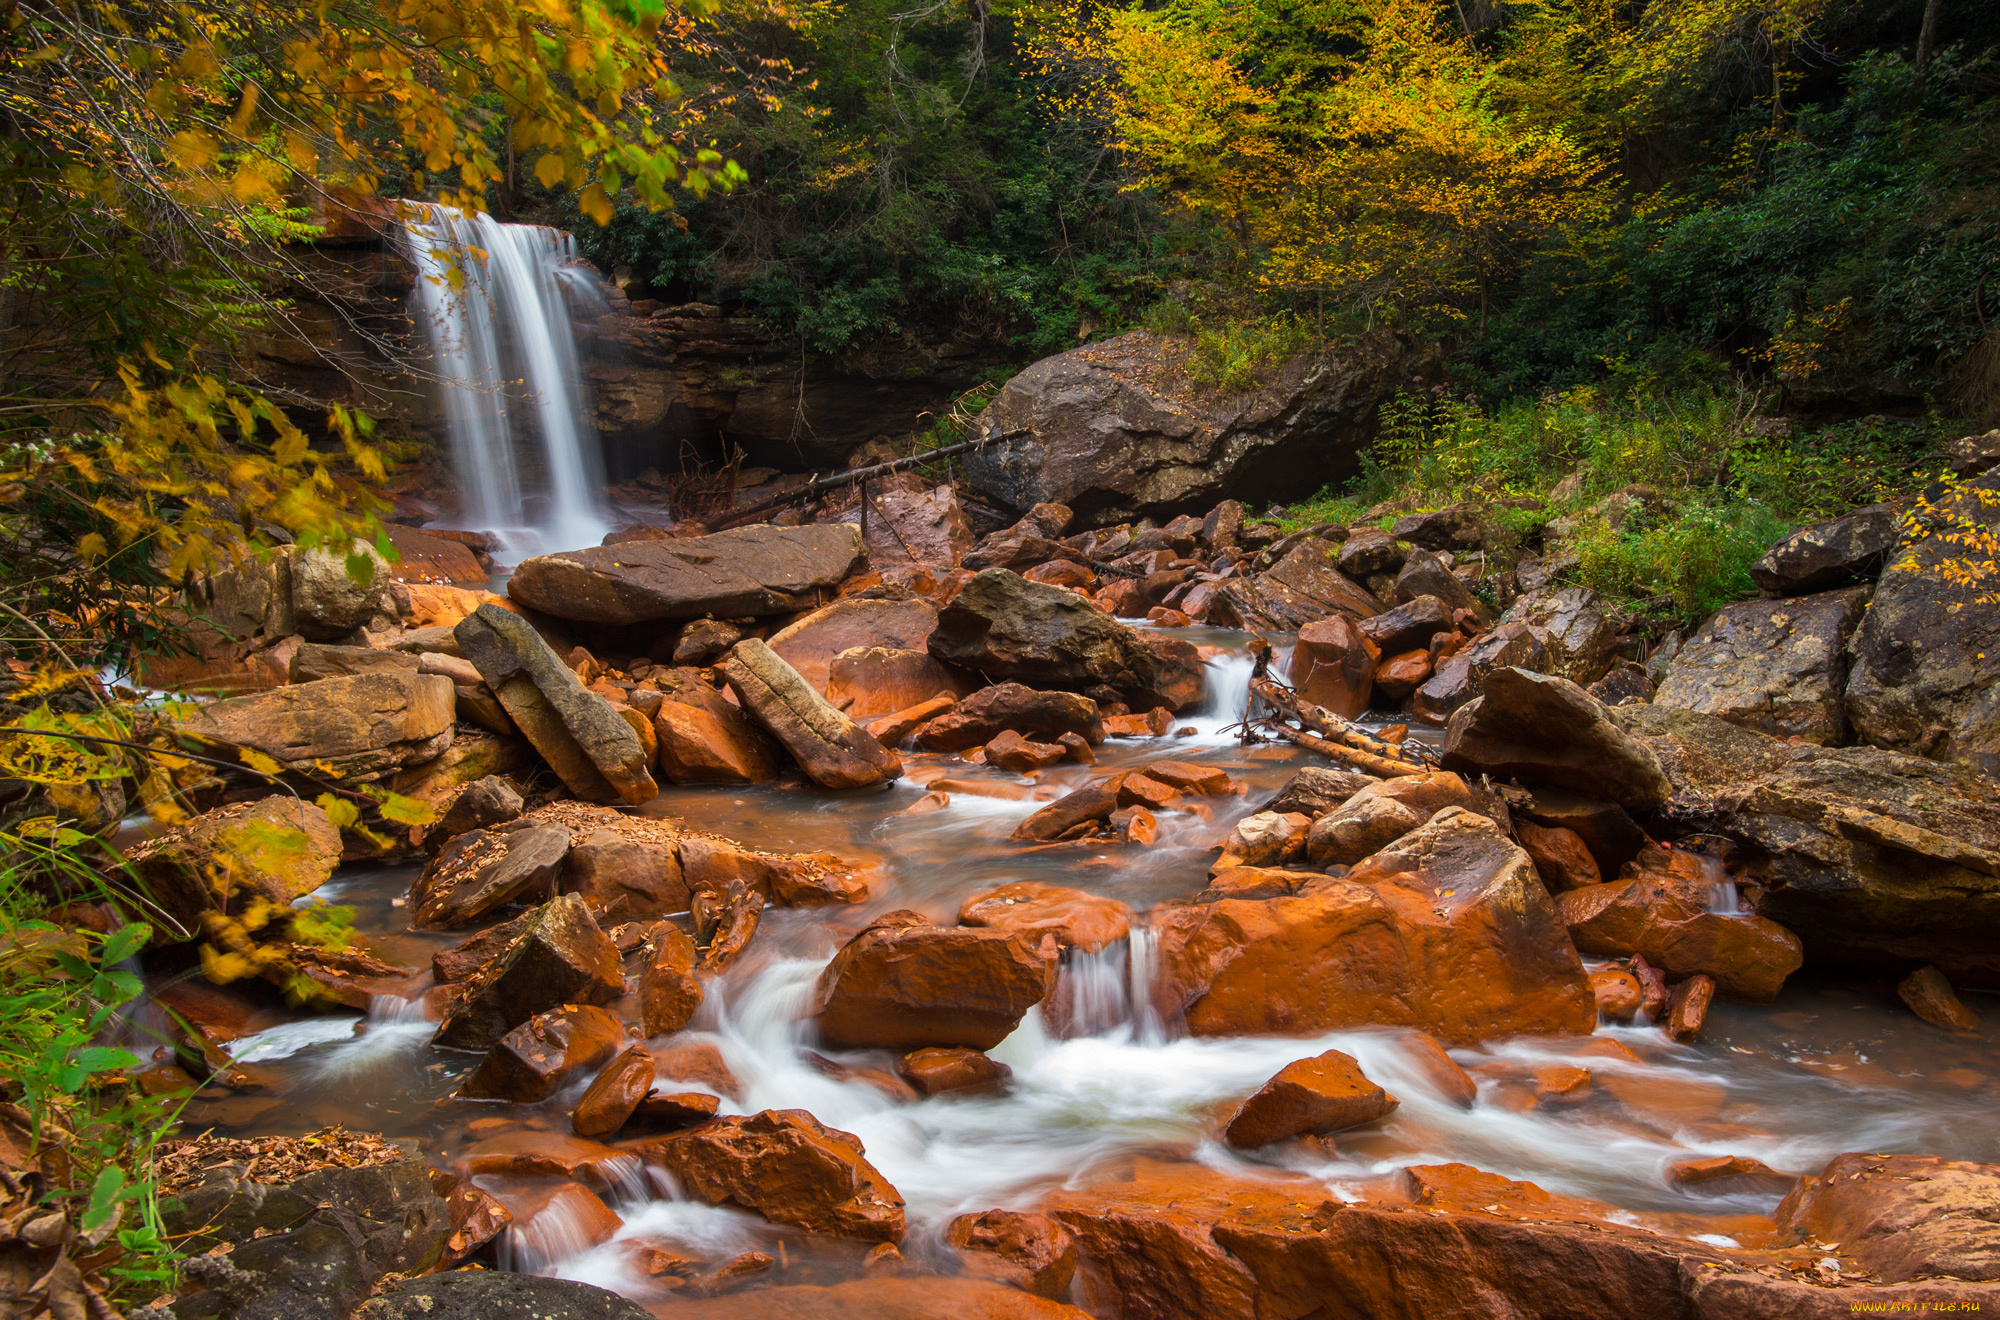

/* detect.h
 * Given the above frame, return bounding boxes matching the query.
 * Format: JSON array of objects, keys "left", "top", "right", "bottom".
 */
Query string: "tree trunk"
[{"left": 1916, "top": 0, "right": 1942, "bottom": 77}]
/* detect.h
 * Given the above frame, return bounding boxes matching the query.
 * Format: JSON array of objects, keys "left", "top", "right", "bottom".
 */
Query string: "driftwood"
[
  {"left": 1257, "top": 720, "right": 1428, "bottom": 777},
  {"left": 707, "top": 430, "right": 1025, "bottom": 531},
  {"left": 1249, "top": 676, "right": 1438, "bottom": 767}
]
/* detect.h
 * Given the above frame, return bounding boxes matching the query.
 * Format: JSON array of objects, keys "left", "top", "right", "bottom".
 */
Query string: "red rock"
[
  {"left": 866, "top": 694, "right": 958, "bottom": 746},
  {"left": 1143, "top": 760, "right": 1239, "bottom": 795},
  {"left": 1533, "top": 1064, "right": 1592, "bottom": 1102},
  {"left": 768, "top": 596, "right": 939, "bottom": 695},
  {"left": 1590, "top": 968, "right": 1644, "bottom": 1021},
  {"left": 631, "top": 1109, "right": 905, "bottom": 1241},
  {"left": 1197, "top": 867, "right": 1304, "bottom": 901},
  {"left": 1153, "top": 808, "right": 1595, "bottom": 1044},
  {"left": 1630, "top": 954, "right": 1670, "bottom": 1019},
  {"left": 1304, "top": 770, "right": 1478, "bottom": 867},
  {"left": 1103, "top": 708, "right": 1174, "bottom": 737},
  {"left": 826, "top": 646, "right": 969, "bottom": 720},
  {"left": 1372, "top": 648, "right": 1432, "bottom": 700},
  {"left": 1516, "top": 820, "right": 1602, "bottom": 892},
  {"left": 901, "top": 790, "right": 951, "bottom": 816},
  {"left": 503, "top": 1181, "right": 622, "bottom": 1260},
  {"left": 1402, "top": 1032, "right": 1478, "bottom": 1107},
  {"left": 1118, "top": 772, "right": 1182, "bottom": 811},
  {"left": 412, "top": 823, "right": 572, "bottom": 928},
  {"left": 897, "top": 1047, "right": 1012, "bottom": 1097},
  {"left": 639, "top": 923, "right": 703, "bottom": 1036},
  {"left": 1024, "top": 561, "right": 1096, "bottom": 590},
  {"left": 1113, "top": 805, "right": 1157, "bottom": 844},
  {"left": 1899, "top": 965, "right": 1980, "bottom": 1030},
  {"left": 459, "top": 1004, "right": 625, "bottom": 1102},
  {"left": 562, "top": 823, "right": 691, "bottom": 925},
  {"left": 433, "top": 895, "right": 624, "bottom": 1052},
  {"left": 814, "top": 913, "right": 1057, "bottom": 1049},
  {"left": 1775, "top": 1152, "right": 2000, "bottom": 1283},
  {"left": 917, "top": 683, "right": 1105, "bottom": 751},
  {"left": 432, "top": 1169, "right": 513, "bottom": 1266},
  {"left": 691, "top": 880, "right": 762, "bottom": 972},
  {"left": 678, "top": 834, "right": 871, "bottom": 907},
  {"left": 1289, "top": 615, "right": 1379, "bottom": 720},
  {"left": 986, "top": 729, "right": 1067, "bottom": 773},
  {"left": 1147, "top": 607, "right": 1193, "bottom": 628},
  {"left": 652, "top": 1278, "right": 1095, "bottom": 1318},
  {"left": 1214, "top": 811, "right": 1311, "bottom": 871},
  {"left": 1666, "top": 973, "right": 1715, "bottom": 1042},
  {"left": 1011, "top": 779, "right": 1123, "bottom": 842},
  {"left": 688, "top": 1249, "right": 776, "bottom": 1295},
  {"left": 947, "top": 1210, "right": 1078, "bottom": 1300},
  {"left": 463, "top": 1132, "right": 631, "bottom": 1186},
  {"left": 1668, "top": 1155, "right": 1795, "bottom": 1195},
  {"left": 1558, "top": 880, "right": 1803, "bottom": 1002},
  {"left": 1057, "top": 731, "right": 1096, "bottom": 763},
  {"left": 572, "top": 1044, "right": 654, "bottom": 1138},
  {"left": 653, "top": 697, "right": 782, "bottom": 785},
  {"left": 1223, "top": 1050, "right": 1399, "bottom": 1148},
  {"left": 958, "top": 881, "right": 1134, "bottom": 952},
  {"left": 653, "top": 1040, "right": 743, "bottom": 1100},
  {"left": 632, "top": 1089, "right": 720, "bottom": 1128},
  {"left": 722, "top": 638, "right": 903, "bottom": 790}
]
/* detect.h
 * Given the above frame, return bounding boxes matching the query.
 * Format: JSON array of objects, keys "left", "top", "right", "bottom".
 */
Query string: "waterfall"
[{"left": 403, "top": 202, "right": 613, "bottom": 562}]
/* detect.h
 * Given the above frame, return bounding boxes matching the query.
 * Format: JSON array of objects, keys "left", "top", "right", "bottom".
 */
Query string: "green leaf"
[
  {"left": 81, "top": 1166, "right": 128, "bottom": 1233},
  {"left": 72, "top": 1046, "right": 139, "bottom": 1075},
  {"left": 99, "top": 923, "right": 151, "bottom": 965}
]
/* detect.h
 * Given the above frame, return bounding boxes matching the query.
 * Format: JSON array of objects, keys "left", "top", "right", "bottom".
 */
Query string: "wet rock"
[
  {"left": 1898, "top": 965, "right": 1979, "bottom": 1030},
  {"left": 356, "top": 1271, "right": 652, "bottom": 1320},
  {"left": 1441, "top": 667, "right": 1672, "bottom": 809},
  {"left": 1652, "top": 586, "right": 1870, "bottom": 744},
  {"left": 1776, "top": 1152, "right": 2000, "bottom": 1283},
  {"left": 1393, "top": 548, "right": 1481, "bottom": 618},
  {"left": 634, "top": 1109, "right": 905, "bottom": 1241},
  {"left": 826, "top": 647, "right": 969, "bottom": 720},
  {"left": 1011, "top": 779, "right": 1122, "bottom": 842},
  {"left": 1357, "top": 594, "right": 1452, "bottom": 656},
  {"left": 653, "top": 1040, "right": 743, "bottom": 1101},
  {"left": 947, "top": 1211, "right": 1081, "bottom": 1302},
  {"left": 431, "top": 776, "right": 524, "bottom": 844},
  {"left": 129, "top": 796, "right": 342, "bottom": 937},
  {"left": 433, "top": 894, "right": 624, "bottom": 1051},
  {"left": 1750, "top": 503, "right": 1900, "bottom": 594},
  {"left": 1516, "top": 788, "right": 1651, "bottom": 880},
  {"left": 1197, "top": 867, "right": 1305, "bottom": 901},
  {"left": 769, "top": 596, "right": 940, "bottom": 694},
  {"left": 1264, "top": 767, "right": 1374, "bottom": 817},
  {"left": 721, "top": 637, "right": 902, "bottom": 789},
  {"left": 1844, "top": 474, "right": 2000, "bottom": 770},
  {"left": 1667, "top": 1155, "right": 1795, "bottom": 1196},
  {"left": 1215, "top": 811, "right": 1311, "bottom": 871},
  {"left": 1288, "top": 615, "right": 1378, "bottom": 719},
  {"left": 462, "top": 1132, "right": 632, "bottom": 1186},
  {"left": 1612, "top": 703, "right": 2000, "bottom": 987},
  {"left": 1499, "top": 586, "right": 1617, "bottom": 685},
  {"left": 692, "top": 879, "right": 763, "bottom": 972},
  {"left": 508, "top": 524, "right": 866, "bottom": 625},
  {"left": 459, "top": 1004, "right": 624, "bottom": 1102},
  {"left": 638, "top": 923, "right": 703, "bottom": 1036},
  {"left": 653, "top": 691, "right": 783, "bottom": 785},
  {"left": 678, "top": 832, "right": 870, "bottom": 907},
  {"left": 1113, "top": 804, "right": 1158, "bottom": 844},
  {"left": 897, "top": 1047, "right": 1012, "bottom": 1097},
  {"left": 290, "top": 642, "right": 420, "bottom": 682},
  {"left": 929, "top": 570, "right": 1204, "bottom": 710},
  {"left": 655, "top": 1278, "right": 1093, "bottom": 1318},
  {"left": 1155, "top": 807, "right": 1595, "bottom": 1043},
  {"left": 634, "top": 1090, "right": 721, "bottom": 1129},
  {"left": 573, "top": 1044, "right": 655, "bottom": 1138},
  {"left": 1403, "top": 1032, "right": 1479, "bottom": 1107},
  {"left": 1409, "top": 621, "right": 1549, "bottom": 725},
  {"left": 1222, "top": 1050, "right": 1399, "bottom": 1149},
  {"left": 177, "top": 671, "right": 456, "bottom": 780},
  {"left": 963, "top": 328, "right": 1432, "bottom": 526},
  {"left": 1217, "top": 541, "right": 1381, "bottom": 632},
  {"left": 1515, "top": 820, "right": 1601, "bottom": 892},
  {"left": 859, "top": 484, "right": 975, "bottom": 568},
  {"left": 1665, "top": 972, "right": 1714, "bottom": 1041},
  {"left": 958, "top": 881, "right": 1134, "bottom": 952},
  {"left": 1337, "top": 527, "right": 1408, "bottom": 578},
  {"left": 867, "top": 694, "right": 960, "bottom": 747},
  {"left": 1590, "top": 968, "right": 1643, "bottom": 1021},
  {"left": 411, "top": 824, "right": 572, "bottom": 928},
  {"left": 1144, "top": 760, "right": 1240, "bottom": 795},
  {"left": 1103, "top": 706, "right": 1174, "bottom": 737},
  {"left": 455, "top": 605, "right": 657, "bottom": 804},
  {"left": 1558, "top": 880, "right": 1803, "bottom": 1001},
  {"left": 986, "top": 731, "right": 1065, "bottom": 771},
  {"left": 916, "top": 682, "right": 1104, "bottom": 751},
  {"left": 1304, "top": 771, "right": 1478, "bottom": 867},
  {"left": 432, "top": 1171, "right": 513, "bottom": 1267},
  {"left": 815, "top": 913, "right": 1058, "bottom": 1049},
  {"left": 562, "top": 823, "right": 690, "bottom": 925}
]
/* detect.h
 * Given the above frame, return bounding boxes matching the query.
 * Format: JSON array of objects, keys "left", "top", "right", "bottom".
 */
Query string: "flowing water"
[
  {"left": 184, "top": 632, "right": 2000, "bottom": 1307},
  {"left": 403, "top": 204, "right": 613, "bottom": 562}
]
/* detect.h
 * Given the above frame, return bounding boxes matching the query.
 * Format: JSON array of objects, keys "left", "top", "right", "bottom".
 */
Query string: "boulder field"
[{"left": 123, "top": 468, "right": 2000, "bottom": 1318}]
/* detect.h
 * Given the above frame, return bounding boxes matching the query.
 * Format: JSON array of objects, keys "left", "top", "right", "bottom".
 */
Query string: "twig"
[
  {"left": 705, "top": 429, "right": 1025, "bottom": 531},
  {"left": 1256, "top": 719, "right": 1426, "bottom": 778}
]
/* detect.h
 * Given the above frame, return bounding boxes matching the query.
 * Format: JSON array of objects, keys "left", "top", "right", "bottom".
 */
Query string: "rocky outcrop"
[
  {"left": 505, "top": 524, "right": 867, "bottom": 626},
  {"left": 964, "top": 329, "right": 1436, "bottom": 526},
  {"left": 128, "top": 797, "right": 342, "bottom": 937},
  {"left": 632, "top": 1109, "right": 905, "bottom": 1242},
  {"left": 1154, "top": 808, "right": 1595, "bottom": 1043},
  {"left": 1844, "top": 474, "right": 2000, "bottom": 773},
  {"left": 432, "top": 894, "right": 623, "bottom": 1050},
  {"left": 814, "top": 911, "right": 1057, "bottom": 1049},
  {"left": 1215, "top": 540, "right": 1381, "bottom": 633},
  {"left": 721, "top": 638, "right": 903, "bottom": 789},
  {"left": 1613, "top": 703, "right": 2000, "bottom": 986},
  {"left": 1498, "top": 586, "right": 1617, "bottom": 685},
  {"left": 957, "top": 881, "right": 1133, "bottom": 952},
  {"left": 1441, "top": 668, "right": 1672, "bottom": 809},
  {"left": 1557, "top": 879, "right": 1804, "bottom": 1001},
  {"left": 177, "top": 671, "right": 456, "bottom": 779},
  {"left": 454, "top": 604, "right": 657, "bottom": 804},
  {"left": 1776, "top": 1153, "right": 2000, "bottom": 1283},
  {"left": 927, "top": 570, "right": 1205, "bottom": 709},
  {"left": 1750, "top": 503, "right": 1899, "bottom": 594},
  {"left": 1652, "top": 587, "right": 1870, "bottom": 744}
]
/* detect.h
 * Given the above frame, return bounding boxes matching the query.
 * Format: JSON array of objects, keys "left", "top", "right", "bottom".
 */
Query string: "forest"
[{"left": 3, "top": 0, "right": 2000, "bottom": 1315}]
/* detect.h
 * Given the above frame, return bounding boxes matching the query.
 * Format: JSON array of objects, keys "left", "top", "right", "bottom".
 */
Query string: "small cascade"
[
  {"left": 1050, "top": 928, "right": 1165, "bottom": 1043},
  {"left": 403, "top": 202, "right": 613, "bottom": 562}
]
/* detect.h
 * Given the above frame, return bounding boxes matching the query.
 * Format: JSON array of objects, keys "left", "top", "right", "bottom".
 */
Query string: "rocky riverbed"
[{"left": 115, "top": 486, "right": 2000, "bottom": 1319}]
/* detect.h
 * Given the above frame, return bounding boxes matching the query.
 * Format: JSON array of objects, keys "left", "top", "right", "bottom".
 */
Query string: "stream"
[{"left": 167, "top": 628, "right": 2000, "bottom": 1307}]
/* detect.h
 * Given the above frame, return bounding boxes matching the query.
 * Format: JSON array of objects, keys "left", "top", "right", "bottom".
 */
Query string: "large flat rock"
[{"left": 505, "top": 523, "right": 866, "bottom": 625}]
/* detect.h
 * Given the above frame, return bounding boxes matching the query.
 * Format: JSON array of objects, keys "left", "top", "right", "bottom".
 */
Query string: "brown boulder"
[
  {"left": 1010, "top": 779, "right": 1122, "bottom": 842},
  {"left": 653, "top": 696, "right": 783, "bottom": 785},
  {"left": 1288, "top": 615, "right": 1378, "bottom": 719},
  {"left": 958, "top": 881, "right": 1134, "bottom": 952},
  {"left": 639, "top": 923, "right": 703, "bottom": 1036},
  {"left": 177, "top": 671, "right": 455, "bottom": 780},
  {"left": 1222, "top": 1050, "right": 1399, "bottom": 1149},
  {"left": 866, "top": 694, "right": 959, "bottom": 746},
  {"left": 1590, "top": 968, "right": 1643, "bottom": 1021},
  {"left": 562, "top": 821, "right": 692, "bottom": 925},
  {"left": 1516, "top": 821, "right": 1602, "bottom": 892},
  {"left": 897, "top": 1047, "right": 1012, "bottom": 1097},
  {"left": 410, "top": 824, "right": 572, "bottom": 928},
  {"left": 1217, "top": 540, "right": 1381, "bottom": 633},
  {"left": 859, "top": 485, "right": 975, "bottom": 568},
  {"left": 1373, "top": 648, "right": 1433, "bottom": 700},
  {"left": 986, "top": 729, "right": 1067, "bottom": 773},
  {"left": 1214, "top": 812, "right": 1311, "bottom": 871},
  {"left": 458, "top": 1004, "right": 623, "bottom": 1102},
  {"left": 814, "top": 914, "right": 1058, "bottom": 1049},
  {"left": 1154, "top": 808, "right": 1594, "bottom": 1044},
  {"left": 1441, "top": 667, "right": 1672, "bottom": 809},
  {"left": 433, "top": 894, "right": 624, "bottom": 1051},
  {"left": 573, "top": 1044, "right": 655, "bottom": 1138},
  {"left": 454, "top": 604, "right": 657, "bottom": 805},
  {"left": 1410, "top": 621, "right": 1549, "bottom": 724},
  {"left": 948, "top": 1211, "right": 1078, "bottom": 1300},
  {"left": 826, "top": 647, "right": 969, "bottom": 720},
  {"left": 1653, "top": 587, "right": 1871, "bottom": 744},
  {"left": 1776, "top": 1152, "right": 2000, "bottom": 1283},
  {"left": 1304, "top": 770, "right": 1478, "bottom": 867},
  {"left": 1358, "top": 594, "right": 1452, "bottom": 655},
  {"left": 1264, "top": 767, "right": 1374, "bottom": 817},
  {"left": 721, "top": 638, "right": 902, "bottom": 790},
  {"left": 128, "top": 796, "right": 342, "bottom": 938},
  {"left": 634, "top": 1109, "right": 905, "bottom": 1242},
  {"left": 769, "top": 596, "right": 940, "bottom": 695},
  {"left": 1898, "top": 965, "right": 1979, "bottom": 1030},
  {"left": 507, "top": 523, "right": 866, "bottom": 624},
  {"left": 1557, "top": 879, "right": 1804, "bottom": 1002},
  {"left": 917, "top": 682, "right": 1105, "bottom": 751}
]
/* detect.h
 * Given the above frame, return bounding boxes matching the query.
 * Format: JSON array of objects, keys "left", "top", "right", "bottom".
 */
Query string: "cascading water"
[{"left": 403, "top": 203, "right": 613, "bottom": 562}]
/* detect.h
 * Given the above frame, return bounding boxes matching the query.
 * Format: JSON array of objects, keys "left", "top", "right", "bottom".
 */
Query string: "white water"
[{"left": 403, "top": 203, "right": 613, "bottom": 562}]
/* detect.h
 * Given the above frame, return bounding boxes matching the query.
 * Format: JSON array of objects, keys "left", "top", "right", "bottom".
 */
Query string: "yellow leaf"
[
  {"left": 534, "top": 152, "right": 568, "bottom": 187},
  {"left": 580, "top": 182, "right": 613, "bottom": 225}
]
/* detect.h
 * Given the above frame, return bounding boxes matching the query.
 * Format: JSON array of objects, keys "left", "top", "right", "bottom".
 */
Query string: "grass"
[{"left": 1269, "top": 383, "right": 1961, "bottom": 630}]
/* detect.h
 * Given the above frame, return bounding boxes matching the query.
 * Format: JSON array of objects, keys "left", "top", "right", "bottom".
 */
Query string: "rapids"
[{"left": 183, "top": 629, "right": 2000, "bottom": 1306}]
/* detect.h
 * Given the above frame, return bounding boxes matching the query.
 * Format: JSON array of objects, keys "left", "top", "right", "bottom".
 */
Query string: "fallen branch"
[
  {"left": 1257, "top": 719, "right": 1428, "bottom": 778},
  {"left": 1249, "top": 677, "right": 1438, "bottom": 766},
  {"left": 706, "top": 429, "right": 1026, "bottom": 531}
]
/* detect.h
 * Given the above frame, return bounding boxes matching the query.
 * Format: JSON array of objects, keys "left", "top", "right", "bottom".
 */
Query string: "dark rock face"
[
  {"left": 1358, "top": 595, "right": 1452, "bottom": 656},
  {"left": 1749, "top": 504, "right": 1899, "bottom": 594},
  {"left": 432, "top": 893, "right": 623, "bottom": 1051},
  {"left": 1498, "top": 586, "right": 1616, "bottom": 685},
  {"left": 964, "top": 330, "right": 1439, "bottom": 527},
  {"left": 1653, "top": 587, "right": 1870, "bottom": 744},
  {"left": 356, "top": 1271, "right": 653, "bottom": 1320},
  {"left": 1844, "top": 475, "right": 2000, "bottom": 773},
  {"left": 506, "top": 524, "right": 867, "bottom": 626},
  {"left": 1391, "top": 503, "right": 1488, "bottom": 551},
  {"left": 1614, "top": 703, "right": 2000, "bottom": 988},
  {"left": 928, "top": 570, "right": 1206, "bottom": 710},
  {"left": 1441, "top": 668, "right": 1672, "bottom": 809},
  {"left": 1217, "top": 541, "right": 1382, "bottom": 633}
]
